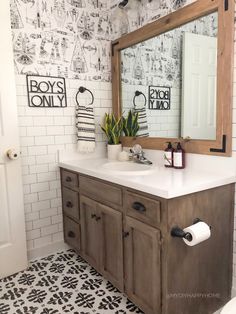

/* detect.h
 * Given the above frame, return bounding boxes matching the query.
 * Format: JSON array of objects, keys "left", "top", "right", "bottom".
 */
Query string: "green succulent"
[
  {"left": 122, "top": 109, "right": 139, "bottom": 137},
  {"left": 101, "top": 113, "right": 123, "bottom": 145}
]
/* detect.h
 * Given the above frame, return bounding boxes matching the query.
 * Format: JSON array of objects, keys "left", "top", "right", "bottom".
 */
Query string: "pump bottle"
[
  {"left": 164, "top": 142, "right": 174, "bottom": 168},
  {"left": 173, "top": 142, "right": 185, "bottom": 169}
]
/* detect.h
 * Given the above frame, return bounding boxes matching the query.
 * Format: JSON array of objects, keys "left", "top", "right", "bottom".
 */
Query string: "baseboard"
[{"left": 27, "top": 241, "right": 70, "bottom": 261}]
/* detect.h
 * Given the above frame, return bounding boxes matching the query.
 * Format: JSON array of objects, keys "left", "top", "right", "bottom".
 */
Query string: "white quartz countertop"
[{"left": 58, "top": 158, "right": 236, "bottom": 199}]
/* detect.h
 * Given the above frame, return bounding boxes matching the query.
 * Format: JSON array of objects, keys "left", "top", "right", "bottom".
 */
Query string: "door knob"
[{"left": 6, "top": 148, "right": 19, "bottom": 160}]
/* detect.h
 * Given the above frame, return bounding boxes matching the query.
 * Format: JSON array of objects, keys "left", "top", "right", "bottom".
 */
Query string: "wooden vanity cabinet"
[{"left": 60, "top": 168, "right": 234, "bottom": 314}]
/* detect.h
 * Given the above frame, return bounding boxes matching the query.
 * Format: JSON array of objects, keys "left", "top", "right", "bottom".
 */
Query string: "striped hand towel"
[
  {"left": 76, "top": 102, "right": 96, "bottom": 153},
  {"left": 134, "top": 106, "right": 149, "bottom": 137}
]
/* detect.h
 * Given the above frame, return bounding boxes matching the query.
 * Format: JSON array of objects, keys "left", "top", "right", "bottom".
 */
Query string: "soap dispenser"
[
  {"left": 173, "top": 142, "right": 185, "bottom": 169},
  {"left": 164, "top": 142, "right": 174, "bottom": 168}
]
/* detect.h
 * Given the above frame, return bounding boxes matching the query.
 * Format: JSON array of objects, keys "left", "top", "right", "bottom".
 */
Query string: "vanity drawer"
[
  {"left": 62, "top": 187, "right": 79, "bottom": 222},
  {"left": 61, "top": 169, "right": 79, "bottom": 189},
  {"left": 80, "top": 175, "right": 122, "bottom": 207},
  {"left": 64, "top": 215, "right": 80, "bottom": 251},
  {"left": 124, "top": 190, "right": 161, "bottom": 227}
]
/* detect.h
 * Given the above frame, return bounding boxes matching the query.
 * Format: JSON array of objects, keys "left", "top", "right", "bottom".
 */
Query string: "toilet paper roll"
[{"left": 183, "top": 222, "right": 211, "bottom": 247}]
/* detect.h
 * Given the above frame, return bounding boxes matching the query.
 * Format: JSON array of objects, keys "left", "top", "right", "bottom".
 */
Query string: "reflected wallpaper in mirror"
[{"left": 121, "top": 12, "right": 218, "bottom": 140}]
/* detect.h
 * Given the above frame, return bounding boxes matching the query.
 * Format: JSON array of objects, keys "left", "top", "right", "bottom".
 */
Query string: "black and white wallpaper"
[
  {"left": 10, "top": 0, "right": 196, "bottom": 83},
  {"left": 10, "top": 0, "right": 112, "bottom": 81},
  {"left": 120, "top": 12, "right": 217, "bottom": 88}
]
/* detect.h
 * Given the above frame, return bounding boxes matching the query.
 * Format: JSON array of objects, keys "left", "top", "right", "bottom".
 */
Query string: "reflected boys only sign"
[
  {"left": 148, "top": 86, "right": 171, "bottom": 110},
  {"left": 26, "top": 75, "right": 67, "bottom": 108}
]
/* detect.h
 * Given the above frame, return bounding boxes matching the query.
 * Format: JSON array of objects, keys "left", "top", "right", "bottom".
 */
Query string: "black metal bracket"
[
  {"left": 171, "top": 227, "right": 193, "bottom": 242},
  {"left": 193, "top": 218, "right": 202, "bottom": 224},
  {"left": 224, "top": 0, "right": 228, "bottom": 11},
  {"left": 171, "top": 219, "right": 212, "bottom": 242},
  {"left": 210, "top": 135, "right": 227, "bottom": 153},
  {"left": 112, "top": 41, "right": 119, "bottom": 56},
  {"left": 171, "top": 218, "right": 204, "bottom": 242}
]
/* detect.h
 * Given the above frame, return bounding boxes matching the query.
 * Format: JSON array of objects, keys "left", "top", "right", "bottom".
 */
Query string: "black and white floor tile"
[{"left": 0, "top": 250, "right": 143, "bottom": 314}]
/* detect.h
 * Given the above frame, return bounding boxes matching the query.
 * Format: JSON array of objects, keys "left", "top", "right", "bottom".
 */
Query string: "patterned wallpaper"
[
  {"left": 10, "top": 0, "right": 195, "bottom": 82},
  {"left": 120, "top": 12, "right": 217, "bottom": 88},
  {"left": 10, "top": 0, "right": 112, "bottom": 81}
]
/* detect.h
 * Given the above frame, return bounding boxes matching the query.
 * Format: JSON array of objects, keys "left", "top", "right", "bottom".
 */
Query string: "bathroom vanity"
[
  {"left": 59, "top": 0, "right": 235, "bottom": 312},
  {"left": 59, "top": 159, "right": 234, "bottom": 314}
]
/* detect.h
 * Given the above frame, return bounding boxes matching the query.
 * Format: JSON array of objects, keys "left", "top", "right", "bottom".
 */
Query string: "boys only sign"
[
  {"left": 27, "top": 75, "right": 67, "bottom": 108},
  {"left": 148, "top": 86, "right": 171, "bottom": 110}
]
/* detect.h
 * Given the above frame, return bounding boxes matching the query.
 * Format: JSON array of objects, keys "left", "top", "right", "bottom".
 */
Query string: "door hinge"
[
  {"left": 224, "top": 0, "right": 228, "bottom": 11},
  {"left": 159, "top": 237, "right": 163, "bottom": 246}
]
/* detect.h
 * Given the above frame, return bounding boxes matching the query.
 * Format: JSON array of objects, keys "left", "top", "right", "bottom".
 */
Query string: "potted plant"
[
  {"left": 101, "top": 113, "right": 123, "bottom": 160},
  {"left": 122, "top": 109, "right": 139, "bottom": 137}
]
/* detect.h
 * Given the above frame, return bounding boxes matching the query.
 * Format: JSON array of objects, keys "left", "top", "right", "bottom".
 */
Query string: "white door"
[
  {"left": 0, "top": 0, "right": 27, "bottom": 278},
  {"left": 181, "top": 32, "right": 217, "bottom": 140}
]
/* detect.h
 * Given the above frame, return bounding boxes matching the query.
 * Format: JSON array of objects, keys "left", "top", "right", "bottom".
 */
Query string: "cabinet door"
[
  {"left": 80, "top": 196, "right": 99, "bottom": 269},
  {"left": 124, "top": 216, "right": 161, "bottom": 314},
  {"left": 97, "top": 203, "right": 123, "bottom": 291}
]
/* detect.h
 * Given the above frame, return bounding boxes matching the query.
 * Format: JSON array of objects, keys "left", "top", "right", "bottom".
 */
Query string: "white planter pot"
[{"left": 107, "top": 144, "right": 122, "bottom": 160}]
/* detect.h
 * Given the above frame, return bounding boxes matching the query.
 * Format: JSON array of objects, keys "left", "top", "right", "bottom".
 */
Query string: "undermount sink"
[{"left": 101, "top": 161, "right": 155, "bottom": 175}]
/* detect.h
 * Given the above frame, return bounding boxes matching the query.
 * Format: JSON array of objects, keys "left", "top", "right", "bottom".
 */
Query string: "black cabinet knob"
[
  {"left": 96, "top": 216, "right": 101, "bottom": 221},
  {"left": 66, "top": 201, "right": 73, "bottom": 208},
  {"left": 68, "top": 231, "right": 75, "bottom": 238},
  {"left": 91, "top": 214, "right": 96, "bottom": 219},
  {"left": 132, "top": 202, "right": 146, "bottom": 212},
  {"left": 66, "top": 176, "right": 72, "bottom": 182}
]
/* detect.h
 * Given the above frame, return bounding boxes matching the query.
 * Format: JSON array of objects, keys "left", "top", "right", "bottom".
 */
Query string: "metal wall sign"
[
  {"left": 148, "top": 86, "right": 171, "bottom": 110},
  {"left": 26, "top": 75, "right": 67, "bottom": 108}
]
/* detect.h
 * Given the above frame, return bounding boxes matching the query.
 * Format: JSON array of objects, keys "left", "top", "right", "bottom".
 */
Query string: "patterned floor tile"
[{"left": 0, "top": 249, "right": 143, "bottom": 314}]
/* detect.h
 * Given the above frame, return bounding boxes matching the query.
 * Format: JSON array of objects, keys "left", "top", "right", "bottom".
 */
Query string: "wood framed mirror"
[{"left": 112, "top": 0, "right": 234, "bottom": 156}]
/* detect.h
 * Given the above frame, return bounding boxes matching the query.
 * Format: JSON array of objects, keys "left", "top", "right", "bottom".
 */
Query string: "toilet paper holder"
[{"left": 171, "top": 218, "right": 207, "bottom": 241}]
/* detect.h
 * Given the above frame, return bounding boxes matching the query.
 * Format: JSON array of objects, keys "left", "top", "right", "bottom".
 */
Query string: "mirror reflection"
[{"left": 121, "top": 12, "right": 218, "bottom": 140}]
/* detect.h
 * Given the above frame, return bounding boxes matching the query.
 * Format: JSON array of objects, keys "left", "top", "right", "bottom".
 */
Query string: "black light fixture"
[
  {"left": 118, "top": 0, "right": 129, "bottom": 8},
  {"left": 118, "top": 0, "right": 153, "bottom": 9}
]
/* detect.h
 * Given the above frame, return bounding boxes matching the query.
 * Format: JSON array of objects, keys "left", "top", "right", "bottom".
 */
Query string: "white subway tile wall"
[{"left": 15, "top": 75, "right": 111, "bottom": 251}]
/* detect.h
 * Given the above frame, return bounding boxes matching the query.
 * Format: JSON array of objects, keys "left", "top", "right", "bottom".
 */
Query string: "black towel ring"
[
  {"left": 76, "top": 86, "right": 94, "bottom": 107},
  {"left": 133, "top": 90, "right": 147, "bottom": 109}
]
